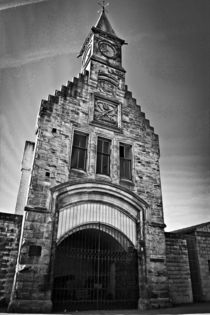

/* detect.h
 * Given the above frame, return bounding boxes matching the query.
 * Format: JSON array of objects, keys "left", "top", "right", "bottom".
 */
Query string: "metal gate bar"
[{"left": 53, "top": 223, "right": 138, "bottom": 311}]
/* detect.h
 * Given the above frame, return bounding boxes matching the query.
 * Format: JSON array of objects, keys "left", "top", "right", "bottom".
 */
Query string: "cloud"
[
  {"left": 0, "top": 47, "right": 78, "bottom": 69},
  {"left": 0, "top": 0, "right": 50, "bottom": 11}
]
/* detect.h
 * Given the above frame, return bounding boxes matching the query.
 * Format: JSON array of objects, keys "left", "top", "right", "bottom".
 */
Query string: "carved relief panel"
[
  {"left": 97, "top": 72, "right": 119, "bottom": 97},
  {"left": 94, "top": 96, "right": 118, "bottom": 126}
]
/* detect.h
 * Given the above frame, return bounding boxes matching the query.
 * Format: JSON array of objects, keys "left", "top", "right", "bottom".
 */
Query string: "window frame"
[
  {"left": 119, "top": 143, "right": 132, "bottom": 180},
  {"left": 96, "top": 137, "right": 111, "bottom": 176},
  {"left": 71, "top": 131, "right": 88, "bottom": 171}
]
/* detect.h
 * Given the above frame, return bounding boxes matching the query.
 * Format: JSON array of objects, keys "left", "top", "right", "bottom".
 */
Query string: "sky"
[{"left": 0, "top": 0, "right": 209, "bottom": 231}]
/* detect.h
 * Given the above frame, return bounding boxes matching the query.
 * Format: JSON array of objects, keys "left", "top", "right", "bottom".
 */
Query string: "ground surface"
[{"left": 1, "top": 302, "right": 210, "bottom": 314}]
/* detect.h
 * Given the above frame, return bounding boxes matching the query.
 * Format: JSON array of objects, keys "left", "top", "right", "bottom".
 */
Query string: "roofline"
[{"left": 170, "top": 221, "right": 210, "bottom": 234}]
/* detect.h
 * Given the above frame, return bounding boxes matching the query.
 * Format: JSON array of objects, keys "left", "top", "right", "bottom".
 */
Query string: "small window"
[
  {"left": 120, "top": 143, "right": 132, "bottom": 180},
  {"left": 96, "top": 138, "right": 111, "bottom": 176},
  {"left": 208, "top": 260, "right": 210, "bottom": 273},
  {"left": 29, "top": 245, "right": 42, "bottom": 257},
  {"left": 71, "top": 132, "right": 88, "bottom": 171}
]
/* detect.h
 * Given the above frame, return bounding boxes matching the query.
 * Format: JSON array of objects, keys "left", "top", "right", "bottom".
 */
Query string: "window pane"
[
  {"left": 120, "top": 144, "right": 131, "bottom": 158},
  {"left": 124, "top": 160, "right": 131, "bottom": 179},
  {"left": 96, "top": 138, "right": 110, "bottom": 175},
  {"left": 71, "top": 148, "right": 79, "bottom": 169},
  {"left": 97, "top": 138, "right": 103, "bottom": 153},
  {"left": 120, "top": 158, "right": 132, "bottom": 180},
  {"left": 74, "top": 133, "right": 86, "bottom": 148},
  {"left": 124, "top": 145, "right": 131, "bottom": 158},
  {"left": 120, "top": 159, "right": 125, "bottom": 177},
  {"left": 73, "top": 133, "right": 80, "bottom": 146},
  {"left": 102, "top": 155, "right": 109, "bottom": 175},
  {"left": 78, "top": 149, "right": 86, "bottom": 170},
  {"left": 120, "top": 145, "right": 124, "bottom": 157},
  {"left": 71, "top": 133, "right": 87, "bottom": 170},
  {"left": 103, "top": 141, "right": 110, "bottom": 154},
  {"left": 96, "top": 153, "right": 102, "bottom": 173}
]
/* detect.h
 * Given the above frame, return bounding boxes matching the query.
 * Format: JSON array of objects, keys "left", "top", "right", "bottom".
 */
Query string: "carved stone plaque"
[
  {"left": 98, "top": 79, "right": 117, "bottom": 96},
  {"left": 97, "top": 71, "right": 119, "bottom": 97},
  {"left": 94, "top": 98, "right": 118, "bottom": 125}
]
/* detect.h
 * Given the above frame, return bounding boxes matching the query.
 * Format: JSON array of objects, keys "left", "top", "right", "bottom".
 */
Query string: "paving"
[{"left": 1, "top": 302, "right": 210, "bottom": 315}]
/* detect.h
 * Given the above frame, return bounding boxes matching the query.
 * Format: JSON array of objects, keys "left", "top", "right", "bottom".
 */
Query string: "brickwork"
[
  {"left": 0, "top": 213, "right": 22, "bottom": 307},
  {"left": 165, "top": 233, "right": 193, "bottom": 304}
]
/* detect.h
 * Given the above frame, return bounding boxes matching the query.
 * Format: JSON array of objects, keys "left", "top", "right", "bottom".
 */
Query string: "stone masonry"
[
  {"left": 8, "top": 9, "right": 171, "bottom": 312},
  {"left": 0, "top": 213, "right": 22, "bottom": 308},
  {"left": 195, "top": 223, "right": 210, "bottom": 301},
  {"left": 165, "top": 232, "right": 193, "bottom": 304},
  {"left": 172, "top": 222, "right": 210, "bottom": 302}
]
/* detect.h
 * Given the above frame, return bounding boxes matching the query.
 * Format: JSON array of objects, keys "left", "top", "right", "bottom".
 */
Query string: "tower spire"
[
  {"left": 97, "top": 1, "right": 109, "bottom": 13},
  {"left": 95, "top": 2, "right": 116, "bottom": 36}
]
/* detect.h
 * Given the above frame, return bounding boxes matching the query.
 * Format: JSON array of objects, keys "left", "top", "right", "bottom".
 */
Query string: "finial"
[{"left": 97, "top": 0, "right": 109, "bottom": 13}]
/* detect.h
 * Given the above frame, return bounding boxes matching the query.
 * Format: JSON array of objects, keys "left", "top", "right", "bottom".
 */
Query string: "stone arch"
[
  {"left": 50, "top": 179, "right": 148, "bottom": 246},
  {"left": 57, "top": 222, "right": 134, "bottom": 250},
  {"left": 49, "top": 180, "right": 149, "bottom": 311}
]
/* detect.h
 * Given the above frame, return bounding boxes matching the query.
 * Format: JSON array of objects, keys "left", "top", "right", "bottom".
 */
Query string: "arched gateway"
[
  {"left": 53, "top": 224, "right": 138, "bottom": 311},
  {"left": 51, "top": 180, "right": 147, "bottom": 311}
]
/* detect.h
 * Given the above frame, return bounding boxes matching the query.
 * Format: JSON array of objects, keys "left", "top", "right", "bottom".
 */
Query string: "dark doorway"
[{"left": 52, "top": 225, "right": 138, "bottom": 311}]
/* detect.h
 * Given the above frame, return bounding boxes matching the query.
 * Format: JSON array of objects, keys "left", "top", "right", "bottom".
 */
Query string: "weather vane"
[{"left": 97, "top": 0, "right": 109, "bottom": 13}]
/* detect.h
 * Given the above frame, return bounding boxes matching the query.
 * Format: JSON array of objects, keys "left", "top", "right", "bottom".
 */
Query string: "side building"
[{"left": 166, "top": 222, "right": 210, "bottom": 304}]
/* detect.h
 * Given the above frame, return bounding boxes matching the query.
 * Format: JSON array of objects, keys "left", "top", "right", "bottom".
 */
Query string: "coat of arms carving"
[{"left": 94, "top": 99, "right": 118, "bottom": 125}]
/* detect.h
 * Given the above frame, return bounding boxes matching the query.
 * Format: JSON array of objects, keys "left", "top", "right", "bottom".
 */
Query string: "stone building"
[
  {"left": 0, "top": 8, "right": 209, "bottom": 313},
  {"left": 166, "top": 222, "right": 210, "bottom": 304}
]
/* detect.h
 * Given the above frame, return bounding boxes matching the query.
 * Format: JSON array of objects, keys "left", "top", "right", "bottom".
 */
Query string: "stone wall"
[
  {"left": 165, "top": 232, "right": 193, "bottom": 304},
  {"left": 8, "top": 207, "right": 53, "bottom": 313},
  {"left": 195, "top": 223, "right": 210, "bottom": 301},
  {"left": 0, "top": 213, "right": 22, "bottom": 307}
]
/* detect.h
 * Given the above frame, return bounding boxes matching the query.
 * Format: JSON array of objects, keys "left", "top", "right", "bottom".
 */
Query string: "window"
[
  {"left": 120, "top": 143, "right": 132, "bottom": 180},
  {"left": 208, "top": 260, "right": 210, "bottom": 273},
  {"left": 71, "top": 132, "right": 87, "bottom": 171},
  {"left": 96, "top": 138, "right": 111, "bottom": 176},
  {"left": 29, "top": 245, "right": 42, "bottom": 257}
]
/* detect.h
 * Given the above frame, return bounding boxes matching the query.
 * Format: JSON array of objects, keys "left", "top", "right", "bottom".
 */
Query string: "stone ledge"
[
  {"left": 8, "top": 299, "right": 52, "bottom": 313},
  {"left": 24, "top": 206, "right": 50, "bottom": 214},
  {"left": 149, "top": 221, "right": 166, "bottom": 229}
]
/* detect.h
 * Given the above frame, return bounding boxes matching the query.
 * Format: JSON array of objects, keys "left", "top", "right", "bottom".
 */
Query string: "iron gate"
[{"left": 52, "top": 224, "right": 138, "bottom": 311}]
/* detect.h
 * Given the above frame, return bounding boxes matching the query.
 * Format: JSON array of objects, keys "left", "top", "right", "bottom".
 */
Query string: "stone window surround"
[
  {"left": 69, "top": 128, "right": 135, "bottom": 184},
  {"left": 70, "top": 130, "right": 89, "bottom": 172}
]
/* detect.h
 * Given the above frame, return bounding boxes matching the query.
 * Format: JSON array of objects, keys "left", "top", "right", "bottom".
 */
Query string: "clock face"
[{"left": 99, "top": 41, "right": 117, "bottom": 58}]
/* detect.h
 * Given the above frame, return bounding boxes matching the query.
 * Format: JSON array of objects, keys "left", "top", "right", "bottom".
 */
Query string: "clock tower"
[
  {"left": 78, "top": 8, "right": 127, "bottom": 131},
  {"left": 79, "top": 7, "right": 125, "bottom": 74}
]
